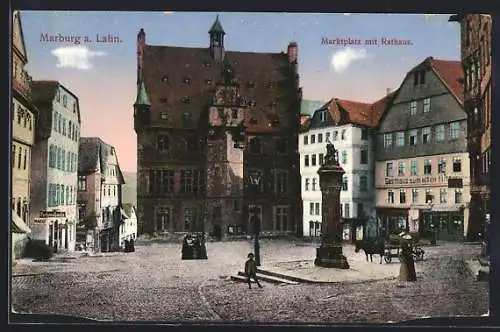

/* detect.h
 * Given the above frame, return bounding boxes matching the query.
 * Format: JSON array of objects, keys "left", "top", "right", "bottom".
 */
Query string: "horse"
[{"left": 354, "top": 238, "right": 386, "bottom": 264}]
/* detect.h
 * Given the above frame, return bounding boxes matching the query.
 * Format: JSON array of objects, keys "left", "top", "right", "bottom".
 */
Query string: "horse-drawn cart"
[{"left": 384, "top": 232, "right": 425, "bottom": 263}]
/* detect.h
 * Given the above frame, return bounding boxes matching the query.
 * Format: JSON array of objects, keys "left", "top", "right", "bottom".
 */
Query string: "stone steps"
[
  {"left": 230, "top": 271, "right": 299, "bottom": 285},
  {"left": 256, "top": 268, "right": 311, "bottom": 284}
]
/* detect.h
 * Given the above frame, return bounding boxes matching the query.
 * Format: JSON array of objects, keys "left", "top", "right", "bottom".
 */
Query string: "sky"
[{"left": 19, "top": 12, "right": 460, "bottom": 172}]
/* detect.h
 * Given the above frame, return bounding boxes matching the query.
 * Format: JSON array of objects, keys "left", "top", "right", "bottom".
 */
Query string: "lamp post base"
[{"left": 314, "top": 244, "right": 349, "bottom": 269}]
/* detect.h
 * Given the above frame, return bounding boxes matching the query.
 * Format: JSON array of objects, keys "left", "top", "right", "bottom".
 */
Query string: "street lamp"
[
  {"left": 426, "top": 201, "right": 436, "bottom": 245},
  {"left": 249, "top": 171, "right": 262, "bottom": 267}
]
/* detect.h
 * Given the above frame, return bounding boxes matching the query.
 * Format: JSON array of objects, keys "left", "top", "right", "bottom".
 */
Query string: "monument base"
[{"left": 314, "top": 245, "right": 349, "bottom": 269}]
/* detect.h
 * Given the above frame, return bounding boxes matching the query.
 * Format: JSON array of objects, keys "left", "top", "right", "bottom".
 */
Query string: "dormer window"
[
  {"left": 183, "top": 77, "right": 191, "bottom": 84},
  {"left": 249, "top": 117, "right": 258, "bottom": 125},
  {"left": 73, "top": 102, "right": 77, "bottom": 113},
  {"left": 159, "top": 98, "right": 168, "bottom": 104},
  {"left": 182, "top": 96, "right": 191, "bottom": 104},
  {"left": 161, "top": 76, "right": 169, "bottom": 83},
  {"left": 319, "top": 110, "right": 327, "bottom": 122},
  {"left": 62, "top": 95, "right": 68, "bottom": 107},
  {"left": 159, "top": 111, "right": 168, "bottom": 120},
  {"left": 205, "top": 79, "right": 212, "bottom": 85},
  {"left": 247, "top": 81, "right": 255, "bottom": 88},
  {"left": 56, "top": 90, "right": 61, "bottom": 102}
]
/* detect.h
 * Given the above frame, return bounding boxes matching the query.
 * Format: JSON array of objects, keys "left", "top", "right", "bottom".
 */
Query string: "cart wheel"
[{"left": 384, "top": 254, "right": 392, "bottom": 263}]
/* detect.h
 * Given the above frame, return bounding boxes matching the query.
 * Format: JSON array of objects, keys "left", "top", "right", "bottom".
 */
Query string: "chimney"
[
  {"left": 386, "top": 88, "right": 392, "bottom": 95},
  {"left": 287, "top": 42, "right": 298, "bottom": 64}
]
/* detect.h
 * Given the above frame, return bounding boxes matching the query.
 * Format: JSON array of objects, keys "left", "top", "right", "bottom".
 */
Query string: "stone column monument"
[{"left": 314, "top": 142, "right": 349, "bottom": 269}]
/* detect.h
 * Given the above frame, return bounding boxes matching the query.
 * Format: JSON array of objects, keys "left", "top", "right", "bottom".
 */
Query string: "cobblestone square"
[{"left": 11, "top": 240, "right": 488, "bottom": 323}]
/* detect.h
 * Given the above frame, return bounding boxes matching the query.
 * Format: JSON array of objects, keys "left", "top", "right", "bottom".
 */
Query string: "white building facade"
[
  {"left": 119, "top": 204, "right": 138, "bottom": 248},
  {"left": 30, "top": 81, "right": 81, "bottom": 251},
  {"left": 299, "top": 96, "right": 392, "bottom": 238}
]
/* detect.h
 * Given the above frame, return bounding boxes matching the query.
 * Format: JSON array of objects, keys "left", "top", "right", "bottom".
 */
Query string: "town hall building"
[{"left": 133, "top": 16, "right": 302, "bottom": 237}]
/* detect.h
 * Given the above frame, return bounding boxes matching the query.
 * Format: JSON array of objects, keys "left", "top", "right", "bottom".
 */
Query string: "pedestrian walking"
[{"left": 245, "top": 253, "right": 263, "bottom": 289}]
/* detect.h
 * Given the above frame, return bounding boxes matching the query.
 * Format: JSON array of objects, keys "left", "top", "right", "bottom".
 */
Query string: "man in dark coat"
[{"left": 245, "top": 253, "right": 263, "bottom": 289}]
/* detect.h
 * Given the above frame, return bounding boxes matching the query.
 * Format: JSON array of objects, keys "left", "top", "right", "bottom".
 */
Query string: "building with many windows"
[
  {"left": 133, "top": 16, "right": 302, "bottom": 237},
  {"left": 449, "top": 14, "right": 491, "bottom": 241},
  {"left": 375, "top": 57, "right": 470, "bottom": 241},
  {"left": 77, "top": 137, "right": 126, "bottom": 252},
  {"left": 299, "top": 92, "right": 394, "bottom": 238},
  {"left": 29, "top": 81, "right": 81, "bottom": 251},
  {"left": 12, "top": 11, "right": 37, "bottom": 232},
  {"left": 11, "top": 10, "right": 37, "bottom": 259}
]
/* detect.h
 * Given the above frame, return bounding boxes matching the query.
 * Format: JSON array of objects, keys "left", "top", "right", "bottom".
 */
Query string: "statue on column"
[{"left": 323, "top": 140, "right": 339, "bottom": 166}]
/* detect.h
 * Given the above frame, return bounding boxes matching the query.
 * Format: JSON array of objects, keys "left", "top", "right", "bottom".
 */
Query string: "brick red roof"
[
  {"left": 299, "top": 114, "right": 311, "bottom": 131},
  {"left": 322, "top": 91, "right": 395, "bottom": 128},
  {"left": 142, "top": 45, "right": 297, "bottom": 134},
  {"left": 428, "top": 58, "right": 464, "bottom": 103}
]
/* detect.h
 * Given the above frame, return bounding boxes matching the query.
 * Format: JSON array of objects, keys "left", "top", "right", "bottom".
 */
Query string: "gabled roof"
[
  {"left": 122, "top": 204, "right": 136, "bottom": 218},
  {"left": 303, "top": 90, "right": 397, "bottom": 132},
  {"left": 78, "top": 137, "right": 125, "bottom": 184},
  {"left": 299, "top": 114, "right": 311, "bottom": 132},
  {"left": 408, "top": 57, "right": 464, "bottom": 104},
  {"left": 31, "top": 80, "right": 82, "bottom": 122},
  {"left": 140, "top": 33, "right": 298, "bottom": 134},
  {"left": 12, "top": 11, "right": 28, "bottom": 63},
  {"left": 429, "top": 58, "right": 464, "bottom": 103},
  {"left": 369, "top": 91, "right": 398, "bottom": 127}
]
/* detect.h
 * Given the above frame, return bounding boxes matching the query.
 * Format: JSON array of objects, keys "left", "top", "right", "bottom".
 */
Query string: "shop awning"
[{"left": 12, "top": 210, "right": 31, "bottom": 234}]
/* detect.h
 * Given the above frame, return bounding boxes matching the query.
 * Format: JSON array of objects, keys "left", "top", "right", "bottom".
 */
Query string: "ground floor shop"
[
  {"left": 375, "top": 208, "right": 409, "bottom": 238},
  {"left": 31, "top": 211, "right": 76, "bottom": 251},
  {"left": 100, "top": 227, "right": 120, "bottom": 252},
  {"left": 341, "top": 218, "right": 366, "bottom": 243},
  {"left": 376, "top": 206, "right": 468, "bottom": 241},
  {"left": 419, "top": 210, "right": 466, "bottom": 241}
]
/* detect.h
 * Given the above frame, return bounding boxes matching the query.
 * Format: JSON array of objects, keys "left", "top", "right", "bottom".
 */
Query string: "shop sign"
[
  {"left": 32, "top": 218, "right": 47, "bottom": 224},
  {"left": 40, "top": 210, "right": 66, "bottom": 218},
  {"left": 385, "top": 174, "right": 448, "bottom": 186}
]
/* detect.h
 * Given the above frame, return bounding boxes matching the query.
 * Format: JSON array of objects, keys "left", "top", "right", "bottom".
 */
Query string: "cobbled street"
[{"left": 11, "top": 240, "right": 488, "bottom": 323}]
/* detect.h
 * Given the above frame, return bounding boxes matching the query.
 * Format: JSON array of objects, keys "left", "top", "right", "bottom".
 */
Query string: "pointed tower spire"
[
  {"left": 209, "top": 14, "right": 225, "bottom": 34},
  {"left": 209, "top": 15, "right": 225, "bottom": 63},
  {"left": 134, "top": 81, "right": 150, "bottom": 106}
]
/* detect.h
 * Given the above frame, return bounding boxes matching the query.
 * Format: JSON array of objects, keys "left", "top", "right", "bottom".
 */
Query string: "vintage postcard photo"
[{"left": 10, "top": 11, "right": 491, "bottom": 323}]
